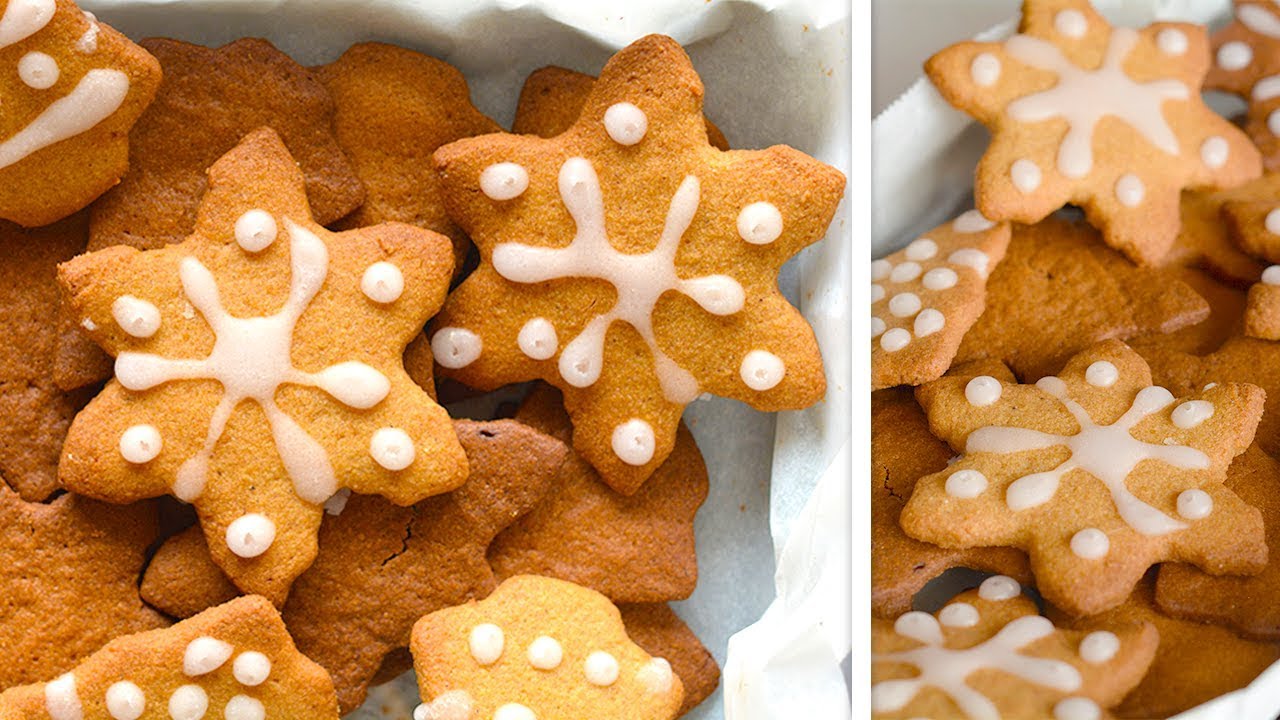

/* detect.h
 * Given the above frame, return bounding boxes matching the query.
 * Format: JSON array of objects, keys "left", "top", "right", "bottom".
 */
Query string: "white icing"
[
  {"left": 414, "top": 691, "right": 474, "bottom": 720},
  {"left": 1156, "top": 28, "right": 1188, "bottom": 55},
  {"left": 1054, "top": 9, "right": 1087, "bottom": 38},
  {"left": 361, "top": 262, "right": 404, "bottom": 304},
  {"left": 1004, "top": 29, "right": 1187, "bottom": 178},
  {"left": 967, "top": 378, "right": 1208, "bottom": 535},
  {"left": 880, "top": 328, "right": 910, "bottom": 352},
  {"left": 971, "top": 52, "right": 1001, "bottom": 86},
  {"left": 1255, "top": 75, "right": 1280, "bottom": 102},
  {"left": 493, "top": 704, "right": 536, "bottom": 720},
  {"left": 584, "top": 651, "right": 620, "bottom": 686},
  {"left": 1270, "top": 109, "right": 1280, "bottom": 137},
  {"left": 1054, "top": 696, "right": 1101, "bottom": 720},
  {"left": 105, "top": 682, "right": 145, "bottom": 720},
  {"left": 0, "top": 69, "right": 130, "bottom": 171},
  {"left": 1267, "top": 209, "right": 1280, "bottom": 236},
  {"left": 119, "top": 424, "right": 162, "bottom": 464},
  {"left": 1171, "top": 400, "right": 1213, "bottom": 429},
  {"left": 1011, "top": 158, "right": 1041, "bottom": 193},
  {"left": 1085, "top": 361, "right": 1118, "bottom": 388},
  {"left": 184, "top": 637, "right": 233, "bottom": 676},
  {"left": 0, "top": 0, "right": 54, "bottom": 50},
  {"left": 323, "top": 487, "right": 351, "bottom": 516},
  {"left": 636, "top": 657, "right": 675, "bottom": 694},
  {"left": 232, "top": 209, "right": 277, "bottom": 253},
  {"left": 871, "top": 317, "right": 886, "bottom": 338},
  {"left": 233, "top": 652, "right": 271, "bottom": 686},
  {"left": 1201, "top": 136, "right": 1229, "bottom": 169},
  {"left": 431, "top": 327, "right": 482, "bottom": 369},
  {"left": 611, "top": 419, "right": 656, "bottom": 466},
  {"left": 737, "top": 201, "right": 783, "bottom": 245},
  {"left": 370, "top": 427, "right": 415, "bottom": 471},
  {"left": 740, "top": 349, "right": 785, "bottom": 391},
  {"left": 224, "top": 695, "right": 264, "bottom": 720},
  {"left": 871, "top": 283, "right": 885, "bottom": 303},
  {"left": 18, "top": 51, "right": 58, "bottom": 90},
  {"left": 890, "top": 261, "right": 923, "bottom": 283},
  {"left": 939, "top": 602, "right": 980, "bottom": 628},
  {"left": 1177, "top": 488, "right": 1213, "bottom": 520},
  {"left": 914, "top": 309, "right": 945, "bottom": 337},
  {"left": 517, "top": 317, "right": 558, "bottom": 360},
  {"left": 978, "top": 575, "right": 1020, "bottom": 601},
  {"left": 889, "top": 293, "right": 921, "bottom": 318},
  {"left": 603, "top": 102, "right": 647, "bottom": 146},
  {"left": 1265, "top": 266, "right": 1280, "bottom": 286},
  {"left": 1078, "top": 631, "right": 1119, "bottom": 664},
  {"left": 1070, "top": 528, "right": 1109, "bottom": 559},
  {"left": 480, "top": 162, "right": 530, "bottom": 201},
  {"left": 895, "top": 611, "right": 943, "bottom": 645},
  {"left": 44, "top": 673, "right": 82, "bottom": 720},
  {"left": 948, "top": 249, "right": 991, "bottom": 277},
  {"left": 167, "top": 685, "right": 208, "bottom": 720},
  {"left": 527, "top": 636, "right": 563, "bottom": 670},
  {"left": 469, "top": 624, "right": 505, "bottom": 665},
  {"left": 905, "top": 238, "right": 938, "bottom": 261},
  {"left": 945, "top": 469, "right": 988, "bottom": 499},
  {"left": 923, "top": 267, "right": 958, "bottom": 291},
  {"left": 1239, "top": 3, "right": 1280, "bottom": 38},
  {"left": 1218, "top": 40, "right": 1253, "bottom": 70},
  {"left": 965, "top": 376, "right": 1002, "bottom": 407},
  {"left": 76, "top": 11, "right": 98, "bottom": 54},
  {"left": 871, "top": 258, "right": 892, "bottom": 280},
  {"left": 112, "top": 295, "right": 161, "bottom": 338},
  {"left": 1114, "top": 174, "right": 1145, "bottom": 207},
  {"left": 953, "top": 210, "right": 995, "bottom": 233},
  {"left": 81, "top": 318, "right": 97, "bottom": 331},
  {"left": 225, "top": 513, "right": 276, "bottom": 558}
]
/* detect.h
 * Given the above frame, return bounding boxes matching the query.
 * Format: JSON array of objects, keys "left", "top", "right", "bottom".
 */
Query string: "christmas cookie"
[
  {"left": 0, "top": 0, "right": 161, "bottom": 227},
  {"left": 1207, "top": 1, "right": 1280, "bottom": 171},
  {"left": 907, "top": 339, "right": 1267, "bottom": 616},
  {"left": 0, "top": 595, "right": 339, "bottom": 719},
  {"left": 1160, "top": 183, "right": 1271, "bottom": 286},
  {"left": 410, "top": 574, "right": 685, "bottom": 720},
  {"left": 57, "top": 128, "right": 468, "bottom": 604},
  {"left": 1127, "top": 266, "right": 1246, "bottom": 357},
  {"left": 871, "top": 212, "right": 1011, "bottom": 389},
  {"left": 488, "top": 384, "right": 708, "bottom": 602},
  {"left": 428, "top": 34, "right": 845, "bottom": 492},
  {"left": 872, "top": 578, "right": 1157, "bottom": 720},
  {"left": 617, "top": 604, "right": 720, "bottom": 716},
  {"left": 926, "top": 0, "right": 1260, "bottom": 266}
]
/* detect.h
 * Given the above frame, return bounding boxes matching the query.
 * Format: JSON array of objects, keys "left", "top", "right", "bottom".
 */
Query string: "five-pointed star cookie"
[
  {"left": 872, "top": 577, "right": 1157, "bottom": 720},
  {"left": 906, "top": 339, "right": 1267, "bottom": 616},
  {"left": 56, "top": 127, "right": 468, "bottom": 605},
  {"left": 426, "top": 34, "right": 845, "bottom": 493},
  {"left": 0, "top": 0, "right": 161, "bottom": 227},
  {"left": 926, "top": 0, "right": 1260, "bottom": 266},
  {"left": 1206, "top": 1, "right": 1280, "bottom": 171}
]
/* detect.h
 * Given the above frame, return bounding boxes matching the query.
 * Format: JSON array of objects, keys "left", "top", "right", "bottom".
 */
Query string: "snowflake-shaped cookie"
[
  {"left": 1207, "top": 1, "right": 1280, "bottom": 171},
  {"left": 905, "top": 339, "right": 1266, "bottom": 616},
  {"left": 873, "top": 576, "right": 1156, "bottom": 720},
  {"left": 56, "top": 128, "right": 468, "bottom": 604},
  {"left": 872, "top": 211, "right": 1010, "bottom": 389},
  {"left": 926, "top": 0, "right": 1260, "bottom": 266},
  {"left": 426, "top": 34, "right": 846, "bottom": 493}
]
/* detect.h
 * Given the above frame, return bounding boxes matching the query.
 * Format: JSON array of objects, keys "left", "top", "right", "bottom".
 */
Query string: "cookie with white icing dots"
[
  {"left": 1214, "top": 196, "right": 1280, "bottom": 339},
  {"left": 926, "top": 0, "right": 1261, "bottom": 266},
  {"left": 907, "top": 339, "right": 1267, "bottom": 616},
  {"left": 427, "top": 34, "right": 846, "bottom": 493},
  {"left": 1207, "top": 1, "right": 1280, "bottom": 171},
  {"left": 0, "top": 0, "right": 161, "bottom": 227},
  {"left": 410, "top": 574, "right": 685, "bottom": 720},
  {"left": 55, "top": 127, "right": 469, "bottom": 605}
]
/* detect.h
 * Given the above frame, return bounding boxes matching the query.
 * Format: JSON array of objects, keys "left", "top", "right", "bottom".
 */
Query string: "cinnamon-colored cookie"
[
  {"left": 1206, "top": 1, "right": 1280, "bottom": 172},
  {"left": 1159, "top": 185, "right": 1269, "bottom": 286},
  {"left": 1128, "top": 266, "right": 1246, "bottom": 357},
  {"left": 617, "top": 604, "right": 720, "bottom": 717}
]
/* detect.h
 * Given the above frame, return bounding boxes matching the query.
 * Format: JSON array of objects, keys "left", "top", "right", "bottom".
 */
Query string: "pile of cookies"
[
  {"left": 872, "top": 0, "right": 1280, "bottom": 717},
  {"left": 0, "top": 2, "right": 847, "bottom": 719}
]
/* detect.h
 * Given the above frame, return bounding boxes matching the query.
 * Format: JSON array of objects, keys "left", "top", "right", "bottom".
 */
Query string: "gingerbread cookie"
[
  {"left": 88, "top": 37, "right": 364, "bottom": 252},
  {"left": 428, "top": 34, "right": 845, "bottom": 492},
  {"left": 907, "top": 339, "right": 1266, "bottom": 616},
  {"left": 1207, "top": 1, "right": 1280, "bottom": 171},
  {"left": 57, "top": 128, "right": 468, "bottom": 603},
  {"left": 954, "top": 216, "right": 1209, "bottom": 381},
  {"left": 1159, "top": 184, "right": 1270, "bottom": 286},
  {"left": 512, "top": 65, "right": 730, "bottom": 151},
  {"left": 926, "top": 0, "right": 1260, "bottom": 266},
  {"left": 1244, "top": 268, "right": 1280, "bottom": 340},
  {"left": 1127, "top": 266, "right": 1246, "bottom": 357},
  {"left": 872, "top": 213, "right": 1011, "bottom": 389},
  {"left": 617, "top": 604, "right": 720, "bottom": 716},
  {"left": 488, "top": 384, "right": 708, "bottom": 602},
  {"left": 0, "top": 595, "right": 339, "bottom": 719},
  {"left": 411, "top": 574, "right": 684, "bottom": 720},
  {"left": 0, "top": 0, "right": 161, "bottom": 227},
  {"left": 872, "top": 577, "right": 1157, "bottom": 720}
]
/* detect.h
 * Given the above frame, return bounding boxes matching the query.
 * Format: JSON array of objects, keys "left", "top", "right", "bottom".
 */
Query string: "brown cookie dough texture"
[
  {"left": 1207, "top": 1, "right": 1280, "bottom": 171},
  {"left": 616, "top": 604, "right": 720, "bottom": 716},
  {"left": 872, "top": 579, "right": 1157, "bottom": 720},
  {"left": 0, "top": 0, "right": 161, "bottom": 226},
  {"left": 0, "top": 595, "right": 340, "bottom": 719},
  {"left": 1161, "top": 182, "right": 1270, "bottom": 286},
  {"left": 57, "top": 128, "right": 468, "bottom": 604},
  {"left": 1127, "top": 266, "right": 1246, "bottom": 358},
  {"left": 926, "top": 0, "right": 1260, "bottom": 266},
  {"left": 907, "top": 339, "right": 1266, "bottom": 616},
  {"left": 871, "top": 213, "right": 1010, "bottom": 389},
  {"left": 428, "top": 34, "right": 844, "bottom": 493},
  {"left": 411, "top": 574, "right": 685, "bottom": 720}
]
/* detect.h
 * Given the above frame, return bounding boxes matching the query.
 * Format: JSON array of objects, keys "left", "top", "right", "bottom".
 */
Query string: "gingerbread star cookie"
[
  {"left": 1158, "top": 184, "right": 1271, "bottom": 286},
  {"left": 872, "top": 212, "right": 1011, "bottom": 389},
  {"left": 926, "top": 0, "right": 1260, "bottom": 266},
  {"left": 0, "top": 595, "right": 340, "bottom": 719},
  {"left": 427, "top": 34, "right": 845, "bottom": 493},
  {"left": 0, "top": 0, "right": 161, "bottom": 227},
  {"left": 872, "top": 577, "right": 1157, "bottom": 720},
  {"left": 57, "top": 128, "right": 468, "bottom": 604},
  {"left": 617, "top": 604, "right": 720, "bottom": 716},
  {"left": 907, "top": 339, "right": 1266, "bottom": 616},
  {"left": 1207, "top": 1, "right": 1280, "bottom": 171},
  {"left": 411, "top": 574, "right": 685, "bottom": 720}
]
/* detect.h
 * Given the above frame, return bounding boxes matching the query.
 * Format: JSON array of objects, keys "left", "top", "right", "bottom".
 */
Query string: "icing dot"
[
  {"left": 971, "top": 52, "right": 1001, "bottom": 86},
  {"left": 611, "top": 419, "right": 656, "bottom": 466},
  {"left": 518, "top": 317, "right": 559, "bottom": 360},
  {"left": 1270, "top": 109, "right": 1280, "bottom": 137},
  {"left": 1085, "top": 361, "right": 1118, "bottom": 388},
  {"left": 370, "top": 427, "right": 416, "bottom": 471},
  {"left": 889, "top": 293, "right": 921, "bottom": 318},
  {"left": 953, "top": 210, "right": 995, "bottom": 233},
  {"left": 1054, "top": 697, "right": 1101, "bottom": 720},
  {"left": 871, "top": 317, "right": 886, "bottom": 338},
  {"left": 527, "top": 636, "right": 563, "bottom": 670},
  {"left": 323, "top": 488, "right": 351, "bottom": 516},
  {"left": 1055, "top": 9, "right": 1087, "bottom": 38},
  {"left": 905, "top": 238, "right": 938, "bottom": 261},
  {"left": 965, "top": 375, "right": 1002, "bottom": 407},
  {"left": 922, "top": 267, "right": 958, "bottom": 290},
  {"left": 1267, "top": 209, "right": 1280, "bottom": 237},
  {"left": 479, "top": 162, "right": 529, "bottom": 200},
  {"left": 18, "top": 51, "right": 58, "bottom": 89},
  {"left": 105, "top": 682, "right": 145, "bottom": 720},
  {"left": 635, "top": 657, "right": 675, "bottom": 694},
  {"left": 1070, "top": 528, "right": 1109, "bottom": 559},
  {"left": 233, "top": 210, "right": 277, "bottom": 253},
  {"left": 493, "top": 704, "right": 536, "bottom": 720},
  {"left": 1264, "top": 265, "right": 1280, "bottom": 285},
  {"left": 1079, "top": 631, "right": 1120, "bottom": 663},
  {"left": 45, "top": 673, "right": 81, "bottom": 720},
  {"left": 233, "top": 652, "right": 271, "bottom": 686},
  {"left": 948, "top": 248, "right": 991, "bottom": 276},
  {"left": 740, "top": 349, "right": 786, "bottom": 391},
  {"left": 682, "top": 274, "right": 745, "bottom": 315},
  {"left": 183, "top": 637, "right": 233, "bottom": 676},
  {"left": 914, "top": 308, "right": 945, "bottom": 337},
  {"left": 119, "top": 424, "right": 162, "bottom": 464},
  {"left": 890, "top": 261, "right": 923, "bottom": 283},
  {"left": 112, "top": 295, "right": 161, "bottom": 338},
  {"left": 871, "top": 284, "right": 885, "bottom": 302},
  {"left": 431, "top": 327, "right": 482, "bottom": 369},
  {"left": 737, "top": 202, "right": 784, "bottom": 245},
  {"left": 584, "top": 651, "right": 620, "bottom": 686},
  {"left": 469, "top": 624, "right": 505, "bottom": 665},
  {"left": 1171, "top": 400, "right": 1214, "bottom": 429},
  {"left": 603, "top": 102, "right": 648, "bottom": 145},
  {"left": 894, "top": 611, "right": 943, "bottom": 644},
  {"left": 880, "top": 328, "right": 910, "bottom": 352},
  {"left": 945, "top": 469, "right": 988, "bottom": 498},
  {"left": 225, "top": 514, "right": 275, "bottom": 559},
  {"left": 1115, "top": 174, "right": 1145, "bottom": 207},
  {"left": 938, "top": 602, "right": 980, "bottom": 627},
  {"left": 1157, "top": 28, "right": 1187, "bottom": 55},
  {"left": 1217, "top": 40, "right": 1253, "bottom": 71},
  {"left": 1010, "top": 158, "right": 1041, "bottom": 193},
  {"left": 76, "top": 11, "right": 98, "bottom": 53},
  {"left": 414, "top": 691, "right": 473, "bottom": 720},
  {"left": 1177, "top": 488, "right": 1214, "bottom": 520},
  {"left": 167, "top": 686, "right": 208, "bottom": 720},
  {"left": 224, "top": 695, "right": 264, "bottom": 720},
  {"left": 978, "top": 575, "right": 1021, "bottom": 600},
  {"left": 871, "top": 259, "right": 892, "bottom": 280},
  {"left": 1201, "top": 136, "right": 1229, "bottom": 169},
  {"left": 1037, "top": 375, "right": 1067, "bottom": 395},
  {"left": 361, "top": 262, "right": 404, "bottom": 303}
]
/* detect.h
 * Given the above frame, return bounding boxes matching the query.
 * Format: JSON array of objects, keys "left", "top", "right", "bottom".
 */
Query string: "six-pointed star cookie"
[
  {"left": 926, "top": 0, "right": 1260, "bottom": 266},
  {"left": 427, "top": 34, "right": 845, "bottom": 493},
  {"left": 1206, "top": 1, "right": 1280, "bottom": 171},
  {"left": 56, "top": 127, "right": 468, "bottom": 605},
  {"left": 906, "top": 339, "right": 1267, "bottom": 616}
]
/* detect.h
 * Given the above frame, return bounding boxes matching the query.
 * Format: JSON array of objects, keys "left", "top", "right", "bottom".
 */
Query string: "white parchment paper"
[{"left": 77, "top": 1, "right": 853, "bottom": 718}]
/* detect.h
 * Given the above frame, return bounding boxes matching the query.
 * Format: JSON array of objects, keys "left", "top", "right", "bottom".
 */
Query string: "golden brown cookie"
[
  {"left": 1159, "top": 185, "right": 1269, "bottom": 286},
  {"left": 0, "top": 0, "right": 161, "bottom": 226},
  {"left": 428, "top": 34, "right": 845, "bottom": 493},
  {"left": 907, "top": 339, "right": 1266, "bottom": 616},
  {"left": 57, "top": 128, "right": 467, "bottom": 604},
  {"left": 616, "top": 604, "right": 719, "bottom": 717},
  {"left": 926, "top": 0, "right": 1261, "bottom": 266},
  {"left": 411, "top": 574, "right": 684, "bottom": 720},
  {"left": 1207, "top": 1, "right": 1280, "bottom": 172},
  {"left": 1244, "top": 269, "right": 1280, "bottom": 340},
  {"left": 0, "top": 595, "right": 339, "bottom": 719},
  {"left": 1127, "top": 266, "right": 1246, "bottom": 357}
]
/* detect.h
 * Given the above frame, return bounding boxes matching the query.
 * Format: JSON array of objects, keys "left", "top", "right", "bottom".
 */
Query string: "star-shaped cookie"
[
  {"left": 926, "top": 0, "right": 1260, "bottom": 265},
  {"left": 1158, "top": 184, "right": 1270, "bottom": 286},
  {"left": 1206, "top": 1, "right": 1280, "bottom": 171},
  {"left": 426, "top": 34, "right": 845, "bottom": 493},
  {"left": 57, "top": 127, "right": 468, "bottom": 604}
]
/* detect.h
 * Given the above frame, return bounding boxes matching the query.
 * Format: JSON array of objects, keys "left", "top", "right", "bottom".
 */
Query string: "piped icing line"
[
  {"left": 0, "top": 0, "right": 55, "bottom": 50},
  {"left": 0, "top": 69, "right": 130, "bottom": 171}
]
